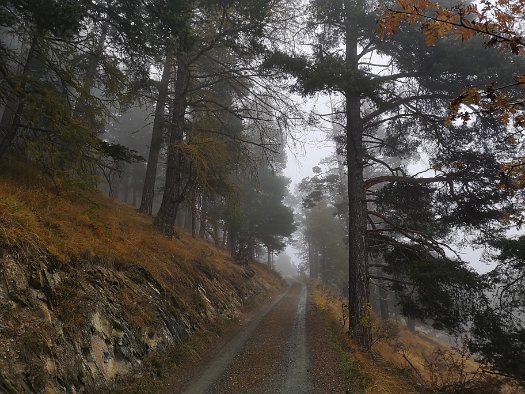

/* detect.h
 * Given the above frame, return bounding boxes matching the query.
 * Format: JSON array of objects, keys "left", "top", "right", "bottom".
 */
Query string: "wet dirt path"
[
  {"left": 167, "top": 280, "right": 345, "bottom": 393},
  {"left": 175, "top": 281, "right": 312, "bottom": 393}
]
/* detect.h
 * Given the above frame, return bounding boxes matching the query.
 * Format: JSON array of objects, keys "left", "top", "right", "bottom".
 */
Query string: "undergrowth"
[
  {"left": 310, "top": 280, "right": 523, "bottom": 394},
  {"left": 310, "top": 281, "right": 421, "bottom": 394}
]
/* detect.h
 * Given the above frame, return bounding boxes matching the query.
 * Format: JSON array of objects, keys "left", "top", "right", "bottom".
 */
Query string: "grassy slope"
[
  {"left": 0, "top": 158, "right": 284, "bottom": 391},
  {"left": 311, "top": 281, "right": 523, "bottom": 394},
  {"left": 0, "top": 158, "right": 281, "bottom": 300},
  {"left": 310, "top": 282, "right": 418, "bottom": 394}
]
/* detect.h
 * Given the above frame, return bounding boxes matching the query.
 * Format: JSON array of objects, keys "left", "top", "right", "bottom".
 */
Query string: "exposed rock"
[{"left": 0, "top": 244, "right": 281, "bottom": 393}]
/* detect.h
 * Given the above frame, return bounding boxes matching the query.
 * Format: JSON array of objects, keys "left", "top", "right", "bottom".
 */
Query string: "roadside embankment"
[{"left": 0, "top": 160, "right": 283, "bottom": 393}]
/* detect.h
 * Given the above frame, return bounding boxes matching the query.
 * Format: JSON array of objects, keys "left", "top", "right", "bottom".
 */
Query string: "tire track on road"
[{"left": 171, "top": 280, "right": 327, "bottom": 394}]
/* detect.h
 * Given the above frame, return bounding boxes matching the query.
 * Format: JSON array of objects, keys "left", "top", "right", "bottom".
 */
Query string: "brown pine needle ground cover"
[
  {"left": 310, "top": 281, "right": 418, "bottom": 394},
  {"left": 0, "top": 158, "right": 280, "bottom": 295},
  {"left": 310, "top": 281, "right": 523, "bottom": 394},
  {"left": 0, "top": 158, "right": 283, "bottom": 343},
  {"left": 0, "top": 158, "right": 285, "bottom": 391}
]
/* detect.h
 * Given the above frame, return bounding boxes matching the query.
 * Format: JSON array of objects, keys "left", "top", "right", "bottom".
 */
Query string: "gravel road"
[{"left": 171, "top": 280, "right": 345, "bottom": 393}]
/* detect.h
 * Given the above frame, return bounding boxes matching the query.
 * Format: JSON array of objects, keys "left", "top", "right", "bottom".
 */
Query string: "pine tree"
[{"left": 265, "top": 0, "right": 523, "bottom": 348}]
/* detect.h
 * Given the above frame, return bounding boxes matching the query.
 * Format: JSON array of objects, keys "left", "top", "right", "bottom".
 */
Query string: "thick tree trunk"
[
  {"left": 345, "top": 2, "right": 371, "bottom": 350},
  {"left": 154, "top": 53, "right": 190, "bottom": 236},
  {"left": 140, "top": 44, "right": 175, "bottom": 214}
]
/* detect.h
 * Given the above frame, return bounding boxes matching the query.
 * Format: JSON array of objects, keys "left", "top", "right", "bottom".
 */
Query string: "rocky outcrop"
[{"left": 0, "top": 244, "right": 281, "bottom": 393}]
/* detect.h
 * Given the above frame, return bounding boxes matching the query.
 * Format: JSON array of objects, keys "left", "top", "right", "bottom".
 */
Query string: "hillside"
[
  {"left": 310, "top": 282, "right": 524, "bottom": 394},
  {"left": 0, "top": 159, "right": 283, "bottom": 393}
]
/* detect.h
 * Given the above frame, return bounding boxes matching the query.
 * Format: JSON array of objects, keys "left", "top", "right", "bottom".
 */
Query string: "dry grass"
[
  {"left": 0, "top": 158, "right": 280, "bottom": 299},
  {"left": 310, "top": 281, "right": 523, "bottom": 394},
  {"left": 373, "top": 322, "right": 523, "bottom": 393},
  {"left": 310, "top": 282, "right": 418, "bottom": 394},
  {"left": 0, "top": 158, "right": 286, "bottom": 393}
]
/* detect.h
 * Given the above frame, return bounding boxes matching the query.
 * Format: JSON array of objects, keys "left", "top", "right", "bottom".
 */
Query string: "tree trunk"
[
  {"left": 184, "top": 203, "right": 193, "bottom": 232},
  {"left": 199, "top": 196, "right": 207, "bottom": 238},
  {"left": 212, "top": 220, "right": 220, "bottom": 247},
  {"left": 321, "top": 246, "right": 327, "bottom": 284},
  {"left": 108, "top": 174, "right": 116, "bottom": 198},
  {"left": 345, "top": 1, "right": 371, "bottom": 350},
  {"left": 140, "top": 44, "right": 175, "bottom": 214},
  {"left": 73, "top": 23, "right": 109, "bottom": 121},
  {"left": 378, "top": 284, "right": 389, "bottom": 320},
  {"left": 222, "top": 228, "right": 228, "bottom": 248},
  {"left": 308, "top": 238, "right": 318, "bottom": 279},
  {"left": 191, "top": 193, "right": 197, "bottom": 238},
  {"left": 229, "top": 228, "right": 236, "bottom": 256},
  {"left": 154, "top": 52, "right": 190, "bottom": 236},
  {"left": 0, "top": 36, "right": 37, "bottom": 158}
]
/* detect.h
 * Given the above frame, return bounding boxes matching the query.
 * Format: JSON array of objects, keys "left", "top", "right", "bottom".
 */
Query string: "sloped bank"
[
  {"left": 0, "top": 163, "right": 283, "bottom": 393},
  {"left": 0, "top": 243, "right": 282, "bottom": 393}
]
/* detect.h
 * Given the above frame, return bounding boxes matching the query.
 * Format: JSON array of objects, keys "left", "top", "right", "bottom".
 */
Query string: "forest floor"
[{"left": 160, "top": 280, "right": 348, "bottom": 393}]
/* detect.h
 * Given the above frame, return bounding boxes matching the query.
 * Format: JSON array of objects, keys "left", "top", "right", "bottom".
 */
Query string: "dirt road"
[{"left": 168, "top": 281, "right": 345, "bottom": 394}]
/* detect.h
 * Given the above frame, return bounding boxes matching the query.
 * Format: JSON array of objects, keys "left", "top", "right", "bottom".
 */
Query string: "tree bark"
[
  {"left": 73, "top": 23, "right": 109, "bottom": 121},
  {"left": 212, "top": 219, "right": 220, "bottom": 247},
  {"left": 345, "top": 1, "right": 372, "bottom": 350},
  {"left": 154, "top": 52, "right": 190, "bottom": 236},
  {"left": 378, "top": 284, "right": 389, "bottom": 320},
  {"left": 199, "top": 195, "right": 207, "bottom": 238},
  {"left": 140, "top": 44, "right": 175, "bottom": 214}
]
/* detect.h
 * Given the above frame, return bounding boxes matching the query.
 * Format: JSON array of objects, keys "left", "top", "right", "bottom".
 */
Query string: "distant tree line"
[{"left": 0, "top": 0, "right": 296, "bottom": 263}]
